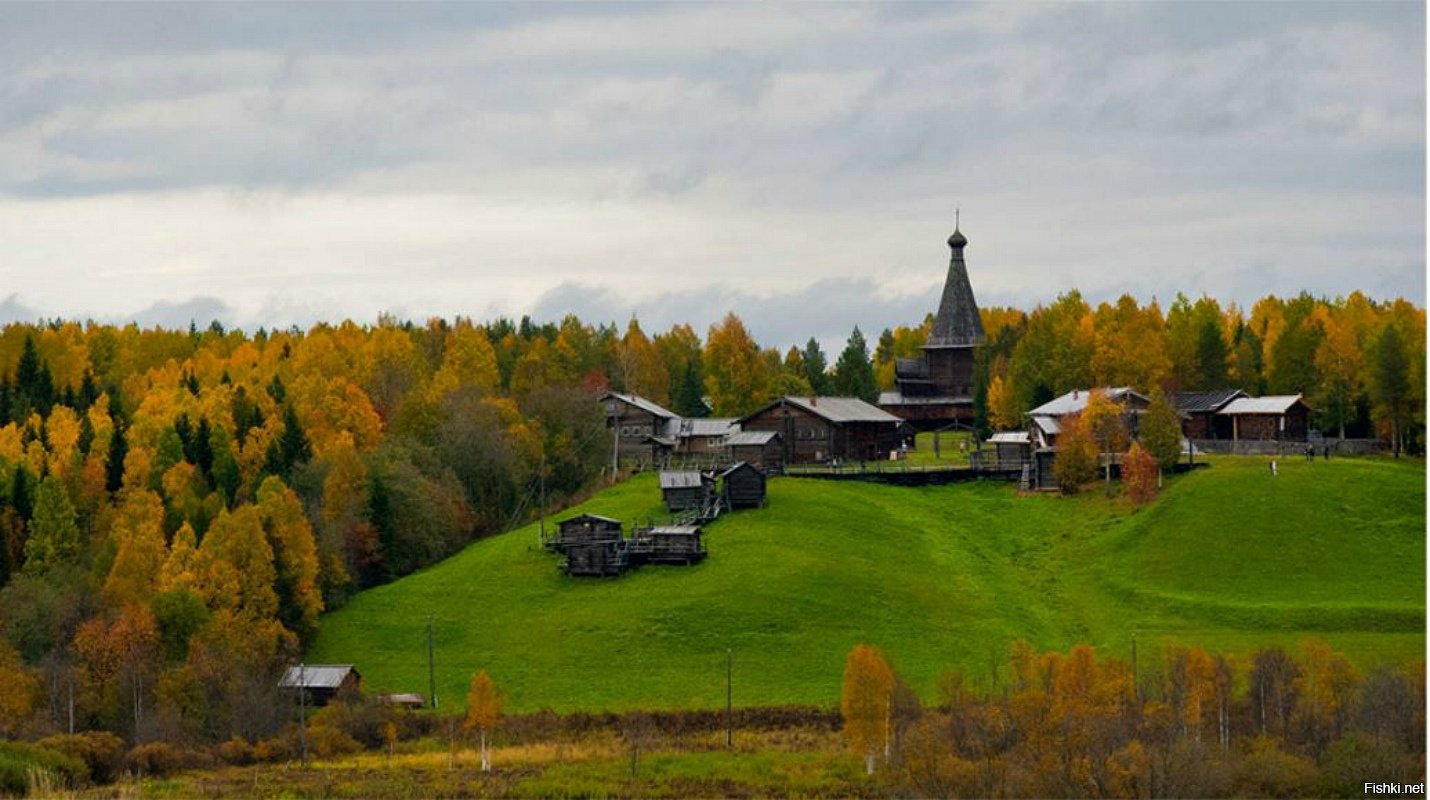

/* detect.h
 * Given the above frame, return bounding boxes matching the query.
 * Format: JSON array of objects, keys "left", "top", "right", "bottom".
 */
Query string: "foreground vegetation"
[{"left": 312, "top": 455, "right": 1424, "bottom": 713}]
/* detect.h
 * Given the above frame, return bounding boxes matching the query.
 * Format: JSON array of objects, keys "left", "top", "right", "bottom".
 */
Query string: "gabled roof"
[
  {"left": 667, "top": 417, "right": 737, "bottom": 438},
  {"left": 1028, "top": 387, "right": 1149, "bottom": 417},
  {"left": 646, "top": 525, "right": 701, "bottom": 535},
  {"left": 1218, "top": 395, "right": 1309, "bottom": 415},
  {"left": 658, "top": 471, "right": 709, "bottom": 489},
  {"left": 744, "top": 396, "right": 902, "bottom": 425},
  {"left": 602, "top": 391, "right": 678, "bottom": 420},
  {"left": 1030, "top": 416, "right": 1062, "bottom": 436},
  {"left": 725, "top": 430, "right": 779, "bottom": 447},
  {"left": 1174, "top": 389, "right": 1248, "bottom": 414},
  {"left": 559, "top": 513, "right": 622, "bottom": 526},
  {"left": 719, "top": 461, "right": 762, "bottom": 477},
  {"left": 280, "top": 665, "right": 358, "bottom": 690}
]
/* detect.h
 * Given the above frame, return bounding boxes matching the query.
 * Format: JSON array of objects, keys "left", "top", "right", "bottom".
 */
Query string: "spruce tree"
[
  {"left": 23, "top": 477, "right": 81, "bottom": 575},
  {"left": 279, "top": 405, "right": 313, "bottom": 471},
  {"left": 801, "top": 338, "right": 832, "bottom": 395},
  {"left": 833, "top": 328, "right": 877, "bottom": 403},
  {"left": 105, "top": 421, "right": 128, "bottom": 493}
]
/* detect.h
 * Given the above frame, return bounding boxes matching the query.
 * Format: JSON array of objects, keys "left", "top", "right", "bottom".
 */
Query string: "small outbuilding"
[
  {"left": 279, "top": 664, "right": 361, "bottom": 706},
  {"left": 1218, "top": 395, "right": 1312, "bottom": 442},
  {"left": 659, "top": 470, "right": 715, "bottom": 512},
  {"left": 547, "top": 513, "right": 624, "bottom": 552},
  {"left": 720, "top": 462, "right": 767, "bottom": 509},
  {"left": 377, "top": 693, "right": 426, "bottom": 710},
  {"left": 564, "top": 540, "right": 629, "bottom": 577},
  {"left": 984, "top": 431, "right": 1032, "bottom": 469},
  {"left": 724, "top": 430, "right": 784, "bottom": 471},
  {"left": 629, "top": 525, "right": 706, "bottom": 565}
]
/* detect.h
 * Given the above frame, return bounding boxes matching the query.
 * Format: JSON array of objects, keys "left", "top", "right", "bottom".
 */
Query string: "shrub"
[
  {"left": 253, "top": 731, "right": 296, "bottom": 763},
  {"left": 308, "top": 724, "right": 362, "bottom": 758},
  {"left": 215, "top": 736, "right": 256, "bottom": 766},
  {"left": 35, "top": 732, "right": 126, "bottom": 784},
  {"left": 0, "top": 741, "right": 87, "bottom": 794},
  {"left": 124, "top": 742, "right": 215, "bottom": 778}
]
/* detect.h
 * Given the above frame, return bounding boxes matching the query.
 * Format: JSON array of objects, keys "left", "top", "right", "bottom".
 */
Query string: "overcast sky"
[{"left": 0, "top": 2, "right": 1423, "bottom": 348}]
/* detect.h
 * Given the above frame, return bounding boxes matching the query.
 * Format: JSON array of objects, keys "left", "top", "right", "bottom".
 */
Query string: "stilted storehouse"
[
  {"left": 724, "top": 430, "right": 783, "bottom": 471},
  {"left": 978, "top": 431, "right": 1032, "bottom": 470},
  {"left": 628, "top": 525, "right": 706, "bottom": 565},
  {"left": 546, "top": 513, "right": 623, "bottom": 552},
  {"left": 659, "top": 470, "right": 715, "bottom": 512},
  {"left": 720, "top": 462, "right": 767, "bottom": 509},
  {"left": 1218, "top": 395, "right": 1311, "bottom": 442},
  {"left": 1174, "top": 390, "right": 1245, "bottom": 440},
  {"left": 279, "top": 665, "right": 361, "bottom": 707},
  {"left": 878, "top": 221, "right": 985, "bottom": 428},
  {"left": 564, "top": 540, "right": 629, "bottom": 577},
  {"left": 738, "top": 396, "right": 902, "bottom": 464}
]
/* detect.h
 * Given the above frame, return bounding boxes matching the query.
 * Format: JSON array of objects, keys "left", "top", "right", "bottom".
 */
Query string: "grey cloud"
[{"left": 128, "top": 297, "right": 232, "bottom": 330}]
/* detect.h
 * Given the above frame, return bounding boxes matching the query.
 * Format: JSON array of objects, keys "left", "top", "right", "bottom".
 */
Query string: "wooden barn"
[
  {"left": 563, "top": 540, "right": 629, "bottom": 577},
  {"left": 724, "top": 430, "right": 783, "bottom": 470},
  {"left": 279, "top": 664, "right": 361, "bottom": 706},
  {"left": 738, "top": 396, "right": 902, "bottom": 465},
  {"left": 1218, "top": 395, "right": 1311, "bottom": 442},
  {"left": 720, "top": 462, "right": 766, "bottom": 509},
  {"left": 879, "top": 223, "right": 985, "bottom": 428},
  {"left": 659, "top": 470, "right": 715, "bottom": 512},
  {"left": 546, "top": 513, "right": 623, "bottom": 553},
  {"left": 602, "top": 391, "right": 681, "bottom": 465},
  {"left": 628, "top": 525, "right": 706, "bottom": 565},
  {"left": 1174, "top": 390, "right": 1245, "bottom": 440}
]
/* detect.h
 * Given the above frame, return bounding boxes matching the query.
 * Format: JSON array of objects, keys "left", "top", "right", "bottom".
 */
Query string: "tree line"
[
  {"left": 0, "top": 285, "right": 1420, "bottom": 751},
  {"left": 843, "top": 639, "right": 1425, "bottom": 797}
]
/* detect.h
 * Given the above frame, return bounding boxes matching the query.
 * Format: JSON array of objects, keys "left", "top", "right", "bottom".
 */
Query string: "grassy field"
[
  {"left": 89, "top": 729, "right": 875, "bottom": 799},
  {"left": 308, "top": 455, "right": 1425, "bottom": 713}
]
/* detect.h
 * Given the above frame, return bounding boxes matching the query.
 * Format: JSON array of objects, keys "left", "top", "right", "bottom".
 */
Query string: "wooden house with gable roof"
[
  {"left": 879, "top": 220, "right": 985, "bottom": 428},
  {"left": 739, "top": 396, "right": 902, "bottom": 464}
]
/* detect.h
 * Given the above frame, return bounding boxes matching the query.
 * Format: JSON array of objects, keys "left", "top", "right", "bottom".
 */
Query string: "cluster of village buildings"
[{"left": 603, "top": 224, "right": 1314, "bottom": 482}]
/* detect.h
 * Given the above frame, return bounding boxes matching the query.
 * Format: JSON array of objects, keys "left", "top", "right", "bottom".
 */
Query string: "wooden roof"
[{"left": 924, "top": 226, "right": 985, "bottom": 349}]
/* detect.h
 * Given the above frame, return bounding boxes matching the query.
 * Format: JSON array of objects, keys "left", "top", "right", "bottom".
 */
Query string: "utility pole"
[
  {"left": 725, "top": 649, "right": 733, "bottom": 749},
  {"left": 427, "top": 616, "right": 438, "bottom": 709},
  {"left": 298, "top": 663, "right": 309, "bottom": 767},
  {"left": 539, "top": 456, "right": 547, "bottom": 544},
  {"left": 1132, "top": 632, "right": 1139, "bottom": 701},
  {"left": 610, "top": 406, "right": 620, "bottom": 481}
]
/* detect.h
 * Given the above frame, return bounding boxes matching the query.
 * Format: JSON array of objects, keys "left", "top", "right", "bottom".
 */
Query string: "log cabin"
[{"left": 738, "top": 396, "right": 902, "bottom": 464}]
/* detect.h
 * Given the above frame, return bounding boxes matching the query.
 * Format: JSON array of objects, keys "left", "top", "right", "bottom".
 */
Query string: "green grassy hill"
[{"left": 308, "top": 456, "right": 1425, "bottom": 713}]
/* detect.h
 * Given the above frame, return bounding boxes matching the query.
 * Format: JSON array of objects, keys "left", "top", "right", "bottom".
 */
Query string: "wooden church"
[{"left": 878, "top": 219, "right": 985, "bottom": 429}]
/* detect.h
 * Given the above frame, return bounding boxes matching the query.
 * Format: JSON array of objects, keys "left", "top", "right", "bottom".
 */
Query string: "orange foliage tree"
[
  {"left": 465, "top": 670, "right": 504, "bottom": 771},
  {"left": 841, "top": 643, "right": 895, "bottom": 775}
]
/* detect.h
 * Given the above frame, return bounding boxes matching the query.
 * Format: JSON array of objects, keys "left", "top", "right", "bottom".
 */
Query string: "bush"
[
  {"left": 35, "top": 732, "right": 126, "bottom": 784},
  {"left": 311, "top": 697, "right": 400, "bottom": 749},
  {"left": 0, "top": 740, "right": 88, "bottom": 794},
  {"left": 215, "top": 736, "right": 255, "bottom": 766},
  {"left": 308, "top": 724, "right": 361, "bottom": 758},
  {"left": 253, "top": 731, "right": 295, "bottom": 763},
  {"left": 124, "top": 742, "right": 215, "bottom": 778}
]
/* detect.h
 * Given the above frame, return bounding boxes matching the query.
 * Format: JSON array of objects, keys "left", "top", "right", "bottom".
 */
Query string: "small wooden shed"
[
  {"left": 659, "top": 470, "right": 715, "bottom": 512},
  {"left": 629, "top": 525, "right": 706, "bottom": 565},
  {"left": 279, "top": 664, "right": 361, "bottom": 706},
  {"left": 720, "top": 462, "right": 766, "bottom": 509},
  {"left": 1218, "top": 395, "right": 1312, "bottom": 442},
  {"left": 547, "top": 513, "right": 623, "bottom": 552},
  {"left": 564, "top": 540, "right": 629, "bottom": 577},
  {"left": 724, "top": 430, "right": 783, "bottom": 471}
]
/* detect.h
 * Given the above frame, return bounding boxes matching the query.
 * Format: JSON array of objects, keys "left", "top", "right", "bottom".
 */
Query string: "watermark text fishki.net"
[{"left": 1366, "top": 783, "right": 1426, "bottom": 795}]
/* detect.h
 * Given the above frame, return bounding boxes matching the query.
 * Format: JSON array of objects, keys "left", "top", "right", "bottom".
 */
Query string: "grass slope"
[{"left": 309, "top": 456, "right": 1425, "bottom": 713}]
